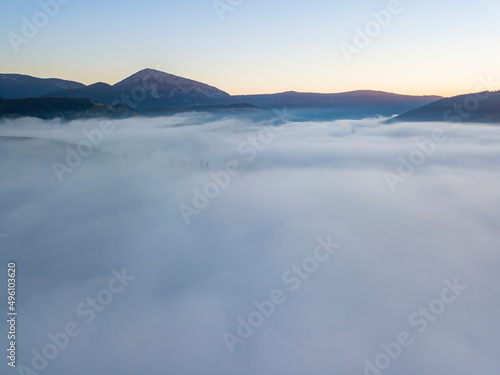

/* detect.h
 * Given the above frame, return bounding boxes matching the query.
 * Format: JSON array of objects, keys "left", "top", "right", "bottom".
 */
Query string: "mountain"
[
  {"left": 1, "top": 69, "right": 443, "bottom": 119},
  {"left": 231, "top": 91, "right": 442, "bottom": 120},
  {"left": 0, "top": 98, "right": 134, "bottom": 121},
  {"left": 42, "top": 82, "right": 118, "bottom": 104},
  {"left": 232, "top": 90, "right": 441, "bottom": 108},
  {"left": 45, "top": 70, "right": 440, "bottom": 116},
  {"left": 113, "top": 69, "right": 229, "bottom": 102},
  {"left": 47, "top": 69, "right": 231, "bottom": 109},
  {"left": 0, "top": 74, "right": 85, "bottom": 99},
  {"left": 388, "top": 91, "right": 500, "bottom": 123}
]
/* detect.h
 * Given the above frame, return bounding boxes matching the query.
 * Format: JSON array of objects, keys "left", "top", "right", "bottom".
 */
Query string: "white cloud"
[{"left": 0, "top": 114, "right": 499, "bottom": 375}]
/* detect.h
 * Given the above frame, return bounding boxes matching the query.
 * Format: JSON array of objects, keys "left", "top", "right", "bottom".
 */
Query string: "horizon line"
[{"left": 2, "top": 69, "right": 485, "bottom": 99}]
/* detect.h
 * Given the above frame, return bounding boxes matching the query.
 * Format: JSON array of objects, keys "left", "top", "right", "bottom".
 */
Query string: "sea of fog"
[{"left": 0, "top": 113, "right": 499, "bottom": 375}]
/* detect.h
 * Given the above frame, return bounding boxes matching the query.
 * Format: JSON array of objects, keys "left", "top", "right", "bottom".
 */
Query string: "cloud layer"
[{"left": 0, "top": 114, "right": 499, "bottom": 375}]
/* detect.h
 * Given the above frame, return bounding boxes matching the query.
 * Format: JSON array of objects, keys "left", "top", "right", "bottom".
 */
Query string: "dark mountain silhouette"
[
  {"left": 232, "top": 90, "right": 440, "bottom": 107},
  {"left": 231, "top": 91, "right": 442, "bottom": 120},
  {"left": 42, "top": 82, "right": 119, "bottom": 105},
  {"left": 0, "top": 74, "right": 85, "bottom": 99},
  {"left": 0, "top": 98, "right": 259, "bottom": 121},
  {"left": 46, "top": 69, "right": 232, "bottom": 109},
  {"left": 388, "top": 91, "right": 500, "bottom": 123},
  {"left": 0, "top": 98, "right": 134, "bottom": 121},
  {"left": 1, "top": 69, "right": 443, "bottom": 119}
]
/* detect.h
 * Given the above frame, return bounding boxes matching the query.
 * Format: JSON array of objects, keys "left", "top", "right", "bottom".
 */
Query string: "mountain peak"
[
  {"left": 88, "top": 82, "right": 112, "bottom": 89},
  {"left": 122, "top": 68, "right": 165, "bottom": 81},
  {"left": 135, "top": 68, "right": 163, "bottom": 75},
  {"left": 113, "top": 68, "right": 230, "bottom": 102}
]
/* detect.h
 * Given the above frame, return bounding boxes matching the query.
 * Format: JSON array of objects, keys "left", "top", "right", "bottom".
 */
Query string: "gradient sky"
[{"left": 1, "top": 0, "right": 499, "bottom": 96}]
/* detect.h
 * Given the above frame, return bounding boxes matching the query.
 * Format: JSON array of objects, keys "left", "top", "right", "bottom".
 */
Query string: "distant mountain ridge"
[
  {"left": 232, "top": 90, "right": 441, "bottom": 107},
  {"left": 231, "top": 90, "right": 442, "bottom": 120},
  {"left": 0, "top": 74, "right": 84, "bottom": 99},
  {"left": 0, "top": 69, "right": 443, "bottom": 119},
  {"left": 388, "top": 91, "right": 500, "bottom": 123}
]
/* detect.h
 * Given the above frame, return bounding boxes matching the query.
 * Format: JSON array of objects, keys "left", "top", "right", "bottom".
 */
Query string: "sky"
[
  {"left": 1, "top": 2, "right": 499, "bottom": 371},
  {"left": 1, "top": 114, "right": 500, "bottom": 374},
  {"left": 1, "top": 0, "right": 499, "bottom": 96}
]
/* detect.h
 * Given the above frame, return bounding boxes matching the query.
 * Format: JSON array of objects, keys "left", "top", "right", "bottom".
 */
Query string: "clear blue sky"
[{"left": 1, "top": 0, "right": 498, "bottom": 96}]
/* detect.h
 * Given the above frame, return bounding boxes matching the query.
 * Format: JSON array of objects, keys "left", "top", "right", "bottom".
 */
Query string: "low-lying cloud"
[{"left": 0, "top": 113, "right": 499, "bottom": 375}]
